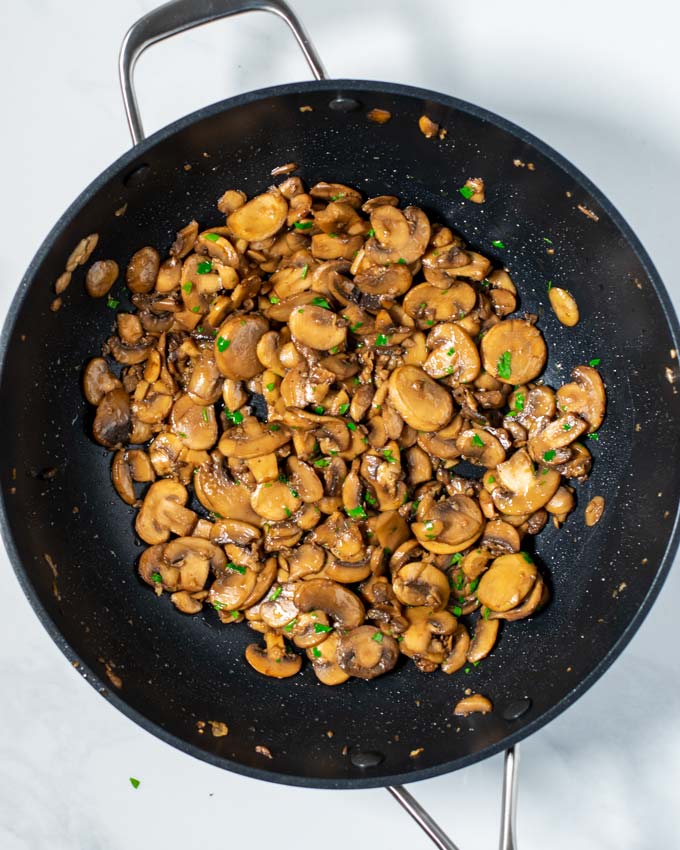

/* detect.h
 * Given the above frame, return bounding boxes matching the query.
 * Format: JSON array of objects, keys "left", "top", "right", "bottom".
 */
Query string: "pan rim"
[{"left": 2, "top": 77, "right": 679, "bottom": 789}]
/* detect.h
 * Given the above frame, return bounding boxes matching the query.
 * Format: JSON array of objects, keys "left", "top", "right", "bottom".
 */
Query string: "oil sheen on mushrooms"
[{"left": 82, "top": 175, "right": 607, "bottom": 686}]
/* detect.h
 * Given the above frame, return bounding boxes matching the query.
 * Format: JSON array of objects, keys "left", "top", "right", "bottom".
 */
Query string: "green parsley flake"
[
  {"left": 294, "top": 221, "right": 313, "bottom": 230},
  {"left": 347, "top": 505, "right": 368, "bottom": 519},
  {"left": 314, "top": 623, "right": 332, "bottom": 634},
  {"left": 365, "top": 493, "right": 378, "bottom": 507},
  {"left": 177, "top": 431, "right": 187, "bottom": 438},
  {"left": 447, "top": 347, "right": 456, "bottom": 356},
  {"left": 225, "top": 409, "right": 244, "bottom": 426},
  {"left": 469, "top": 578, "right": 480, "bottom": 593},
  {"left": 204, "top": 233, "right": 220, "bottom": 242},
  {"left": 562, "top": 422, "right": 572, "bottom": 431},
  {"left": 347, "top": 421, "right": 357, "bottom": 431},
  {"left": 266, "top": 382, "right": 275, "bottom": 392},
  {"left": 487, "top": 475, "right": 496, "bottom": 484},
  {"left": 547, "top": 280, "right": 553, "bottom": 292},
  {"left": 284, "top": 507, "right": 292, "bottom": 518},
  {"left": 197, "top": 261, "right": 212, "bottom": 274},
  {"left": 301, "top": 264, "right": 309, "bottom": 279},
  {"left": 231, "top": 610, "right": 239, "bottom": 618},
  {"left": 269, "top": 295, "right": 280, "bottom": 304},
  {"left": 349, "top": 321, "right": 363, "bottom": 332},
  {"left": 269, "top": 586, "right": 283, "bottom": 601},
  {"left": 366, "top": 228, "right": 375, "bottom": 237},
  {"left": 543, "top": 237, "right": 553, "bottom": 244},
  {"left": 329, "top": 346, "right": 339, "bottom": 354},
  {"left": 375, "top": 333, "right": 390, "bottom": 346},
  {"left": 492, "top": 239, "right": 506, "bottom": 249},
  {"left": 191, "top": 305, "right": 200, "bottom": 313},
  {"left": 543, "top": 449, "right": 556, "bottom": 461},
  {"left": 283, "top": 620, "right": 296, "bottom": 633},
  {"left": 338, "top": 403, "right": 350, "bottom": 415},
  {"left": 330, "top": 193, "right": 345, "bottom": 201},
  {"left": 313, "top": 405, "right": 325, "bottom": 415},
  {"left": 397, "top": 258, "right": 407, "bottom": 265},
  {"left": 382, "top": 448, "right": 396, "bottom": 463},
  {"left": 312, "top": 646, "right": 322, "bottom": 658},
  {"left": 497, "top": 350, "right": 512, "bottom": 379},
  {"left": 229, "top": 563, "right": 246, "bottom": 575},
  {"left": 459, "top": 185, "right": 475, "bottom": 199},
  {"left": 471, "top": 433, "right": 485, "bottom": 447},
  {"left": 217, "top": 336, "right": 231, "bottom": 352},
  {"left": 201, "top": 407, "right": 209, "bottom": 423},
  {"left": 450, "top": 553, "right": 463, "bottom": 566},
  {"left": 212, "top": 601, "right": 224, "bottom": 610},
  {"left": 521, "top": 551, "right": 533, "bottom": 564},
  {"left": 371, "top": 631, "right": 384, "bottom": 643},
  {"left": 313, "top": 458, "right": 330, "bottom": 468},
  {"left": 452, "top": 605, "right": 463, "bottom": 617},
  {"left": 129, "top": 778, "right": 141, "bottom": 789},
  {"left": 106, "top": 297, "right": 119, "bottom": 309},
  {"left": 269, "top": 424, "right": 280, "bottom": 431},
  {"left": 482, "top": 607, "right": 491, "bottom": 620},
  {"left": 182, "top": 282, "right": 193, "bottom": 294},
  {"left": 312, "top": 296, "right": 331, "bottom": 309},
  {"left": 588, "top": 432, "right": 600, "bottom": 441},
  {"left": 151, "top": 572, "right": 162, "bottom": 584},
  {"left": 589, "top": 358, "right": 601, "bottom": 367}
]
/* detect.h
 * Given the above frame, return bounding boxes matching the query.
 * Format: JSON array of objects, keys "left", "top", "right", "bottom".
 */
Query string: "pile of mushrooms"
[{"left": 83, "top": 174, "right": 606, "bottom": 684}]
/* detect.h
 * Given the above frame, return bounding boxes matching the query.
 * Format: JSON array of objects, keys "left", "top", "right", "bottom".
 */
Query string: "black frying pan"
[{"left": 2, "top": 0, "right": 680, "bottom": 800}]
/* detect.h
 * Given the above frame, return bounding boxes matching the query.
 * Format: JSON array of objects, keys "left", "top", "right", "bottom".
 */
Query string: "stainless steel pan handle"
[{"left": 119, "top": 0, "right": 328, "bottom": 144}]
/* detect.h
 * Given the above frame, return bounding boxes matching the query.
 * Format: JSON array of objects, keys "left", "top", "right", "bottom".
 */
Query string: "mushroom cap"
[
  {"left": 214, "top": 314, "right": 269, "bottom": 380},
  {"left": 387, "top": 365, "right": 453, "bottom": 432},
  {"left": 83, "top": 357, "right": 122, "bottom": 406},
  {"left": 413, "top": 495, "right": 484, "bottom": 554},
  {"left": 169, "top": 394, "right": 218, "bottom": 451},
  {"left": 245, "top": 636, "right": 302, "bottom": 679},
  {"left": 424, "top": 323, "right": 481, "bottom": 383},
  {"left": 555, "top": 365, "right": 606, "bottom": 433},
  {"left": 135, "top": 480, "right": 197, "bottom": 545},
  {"left": 336, "top": 626, "right": 400, "bottom": 679},
  {"left": 126, "top": 246, "right": 160, "bottom": 294},
  {"left": 217, "top": 419, "right": 292, "bottom": 460},
  {"left": 466, "top": 616, "right": 500, "bottom": 662},
  {"left": 93, "top": 387, "right": 131, "bottom": 449},
  {"left": 365, "top": 205, "right": 431, "bottom": 264},
  {"left": 392, "top": 561, "right": 450, "bottom": 609},
  {"left": 306, "top": 631, "right": 350, "bottom": 685},
  {"left": 477, "top": 553, "right": 538, "bottom": 612},
  {"left": 403, "top": 282, "right": 477, "bottom": 326},
  {"left": 480, "top": 319, "right": 547, "bottom": 385},
  {"left": 490, "top": 448, "right": 561, "bottom": 515},
  {"left": 294, "top": 579, "right": 365, "bottom": 629},
  {"left": 209, "top": 564, "right": 257, "bottom": 611},
  {"left": 227, "top": 190, "right": 288, "bottom": 242}
]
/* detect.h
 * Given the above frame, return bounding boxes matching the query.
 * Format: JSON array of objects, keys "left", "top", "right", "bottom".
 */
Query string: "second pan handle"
[{"left": 119, "top": 0, "right": 328, "bottom": 145}]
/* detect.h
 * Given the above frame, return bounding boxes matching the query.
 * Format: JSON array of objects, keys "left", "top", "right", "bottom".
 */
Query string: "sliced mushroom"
[
  {"left": 400, "top": 606, "right": 458, "bottom": 669},
  {"left": 83, "top": 357, "right": 122, "bottom": 406},
  {"left": 245, "top": 632, "right": 301, "bottom": 678},
  {"left": 209, "top": 563, "right": 257, "bottom": 611},
  {"left": 365, "top": 205, "right": 431, "bottom": 264},
  {"left": 413, "top": 495, "right": 484, "bottom": 554},
  {"left": 454, "top": 694, "right": 493, "bottom": 716},
  {"left": 168, "top": 394, "right": 218, "bottom": 450},
  {"left": 466, "top": 616, "right": 500, "bottom": 662},
  {"left": 455, "top": 429, "right": 506, "bottom": 468},
  {"left": 490, "top": 448, "right": 561, "bottom": 515},
  {"left": 477, "top": 553, "right": 537, "bottom": 612},
  {"left": 403, "top": 282, "right": 477, "bottom": 324},
  {"left": 306, "top": 631, "right": 350, "bottom": 685},
  {"left": 489, "top": 575, "right": 546, "bottom": 621},
  {"left": 126, "top": 247, "right": 160, "bottom": 294},
  {"left": 480, "top": 319, "right": 547, "bottom": 385},
  {"left": 135, "top": 480, "right": 197, "bottom": 544},
  {"left": 527, "top": 413, "right": 587, "bottom": 463},
  {"left": 86, "top": 260, "right": 119, "bottom": 298},
  {"left": 227, "top": 190, "right": 288, "bottom": 242},
  {"left": 93, "top": 387, "right": 131, "bottom": 449},
  {"left": 585, "top": 495, "right": 605, "bottom": 527},
  {"left": 164, "top": 537, "right": 226, "bottom": 591},
  {"left": 251, "top": 481, "right": 301, "bottom": 521},
  {"left": 294, "top": 579, "right": 365, "bottom": 629},
  {"left": 336, "top": 626, "right": 399, "bottom": 679},
  {"left": 354, "top": 264, "right": 412, "bottom": 298},
  {"left": 387, "top": 365, "right": 453, "bottom": 432},
  {"left": 393, "top": 561, "right": 450, "bottom": 609},
  {"left": 171, "top": 591, "right": 203, "bottom": 614},
  {"left": 424, "top": 323, "right": 481, "bottom": 382},
  {"left": 214, "top": 314, "right": 268, "bottom": 380},
  {"left": 288, "top": 304, "right": 347, "bottom": 351},
  {"left": 555, "top": 365, "right": 606, "bottom": 433},
  {"left": 111, "top": 448, "right": 155, "bottom": 505},
  {"left": 441, "top": 624, "right": 471, "bottom": 674}
]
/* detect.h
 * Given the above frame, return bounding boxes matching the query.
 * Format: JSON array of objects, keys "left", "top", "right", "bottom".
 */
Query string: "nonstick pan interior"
[{"left": 2, "top": 80, "right": 679, "bottom": 788}]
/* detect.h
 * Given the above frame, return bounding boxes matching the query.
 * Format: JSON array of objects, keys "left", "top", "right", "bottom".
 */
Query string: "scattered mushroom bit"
[
  {"left": 82, "top": 175, "right": 607, "bottom": 687},
  {"left": 584, "top": 495, "right": 605, "bottom": 527},
  {"left": 454, "top": 693, "right": 493, "bottom": 716}
]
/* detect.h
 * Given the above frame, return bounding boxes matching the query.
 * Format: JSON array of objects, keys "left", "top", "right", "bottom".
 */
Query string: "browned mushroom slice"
[
  {"left": 353, "top": 263, "right": 412, "bottom": 298},
  {"left": 167, "top": 394, "right": 217, "bottom": 451},
  {"left": 259, "top": 582, "right": 299, "bottom": 629},
  {"left": 288, "top": 304, "right": 347, "bottom": 351},
  {"left": 387, "top": 365, "right": 452, "bottom": 432},
  {"left": 480, "top": 319, "right": 547, "bottom": 385},
  {"left": 245, "top": 632, "right": 301, "bottom": 678},
  {"left": 404, "top": 445, "right": 433, "bottom": 486},
  {"left": 312, "top": 512, "right": 365, "bottom": 563},
  {"left": 250, "top": 481, "right": 302, "bottom": 521},
  {"left": 214, "top": 314, "right": 268, "bottom": 380},
  {"left": 286, "top": 457, "right": 323, "bottom": 503},
  {"left": 310, "top": 182, "right": 363, "bottom": 208},
  {"left": 370, "top": 510, "right": 411, "bottom": 554},
  {"left": 336, "top": 626, "right": 399, "bottom": 679},
  {"left": 138, "top": 544, "right": 167, "bottom": 592},
  {"left": 186, "top": 346, "right": 223, "bottom": 405},
  {"left": 477, "top": 552, "right": 537, "bottom": 612},
  {"left": 455, "top": 428, "right": 506, "bottom": 468},
  {"left": 238, "top": 556, "right": 277, "bottom": 609},
  {"left": 490, "top": 447, "right": 561, "bottom": 515},
  {"left": 105, "top": 335, "right": 154, "bottom": 366},
  {"left": 170, "top": 591, "right": 203, "bottom": 614},
  {"left": 403, "top": 282, "right": 477, "bottom": 324},
  {"left": 489, "top": 575, "right": 546, "bottom": 621},
  {"left": 86, "top": 260, "right": 119, "bottom": 298},
  {"left": 527, "top": 413, "right": 588, "bottom": 463},
  {"left": 209, "top": 562, "right": 257, "bottom": 611},
  {"left": 544, "top": 485, "right": 576, "bottom": 522},
  {"left": 393, "top": 562, "right": 450, "bottom": 609},
  {"left": 169, "top": 220, "right": 199, "bottom": 258},
  {"left": 227, "top": 190, "right": 288, "bottom": 242},
  {"left": 311, "top": 233, "right": 364, "bottom": 261},
  {"left": 111, "top": 448, "right": 155, "bottom": 505},
  {"left": 454, "top": 694, "right": 493, "bottom": 716},
  {"left": 364, "top": 205, "right": 431, "bottom": 265},
  {"left": 83, "top": 357, "right": 122, "bottom": 406},
  {"left": 135, "top": 480, "right": 197, "bottom": 544},
  {"left": 466, "top": 616, "right": 500, "bottom": 662},
  {"left": 584, "top": 495, "right": 605, "bottom": 527},
  {"left": 210, "top": 518, "right": 260, "bottom": 546},
  {"left": 286, "top": 543, "right": 326, "bottom": 581},
  {"left": 164, "top": 537, "right": 226, "bottom": 592},
  {"left": 556, "top": 365, "right": 606, "bottom": 433},
  {"left": 196, "top": 229, "right": 240, "bottom": 267},
  {"left": 306, "top": 632, "right": 350, "bottom": 685},
  {"left": 288, "top": 611, "right": 331, "bottom": 648},
  {"left": 424, "top": 323, "right": 481, "bottom": 382},
  {"left": 400, "top": 606, "right": 458, "bottom": 669},
  {"left": 294, "top": 579, "right": 365, "bottom": 629},
  {"left": 480, "top": 520, "right": 521, "bottom": 555},
  {"left": 441, "top": 623, "right": 471, "bottom": 674},
  {"left": 413, "top": 495, "right": 484, "bottom": 554},
  {"left": 217, "top": 190, "right": 247, "bottom": 215},
  {"left": 93, "top": 387, "right": 131, "bottom": 449},
  {"left": 126, "top": 246, "right": 160, "bottom": 294}
]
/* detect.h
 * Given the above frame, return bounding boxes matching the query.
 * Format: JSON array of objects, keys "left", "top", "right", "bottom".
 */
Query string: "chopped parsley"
[
  {"left": 471, "top": 433, "right": 485, "bottom": 447},
  {"left": 217, "top": 336, "right": 230, "bottom": 352},
  {"left": 284, "top": 507, "right": 292, "bottom": 518},
  {"left": 547, "top": 280, "right": 553, "bottom": 292},
  {"left": 543, "top": 449, "right": 556, "bottom": 462},
  {"left": 329, "top": 346, "right": 339, "bottom": 354},
  {"left": 543, "top": 237, "right": 553, "bottom": 244},
  {"left": 492, "top": 239, "right": 506, "bottom": 249},
  {"left": 372, "top": 631, "right": 384, "bottom": 643},
  {"left": 269, "top": 424, "right": 280, "bottom": 431},
  {"left": 482, "top": 607, "right": 491, "bottom": 620},
  {"left": 397, "top": 258, "right": 407, "bottom": 265},
  {"left": 314, "top": 623, "right": 332, "bottom": 634},
  {"left": 177, "top": 431, "right": 187, "bottom": 438},
  {"left": 330, "top": 193, "right": 345, "bottom": 201},
  {"left": 201, "top": 407, "right": 209, "bottom": 423},
  {"left": 197, "top": 260, "right": 212, "bottom": 274},
  {"left": 459, "top": 185, "right": 475, "bottom": 199},
  {"left": 562, "top": 422, "right": 572, "bottom": 431},
  {"left": 312, "top": 646, "right": 322, "bottom": 658},
  {"left": 300, "top": 264, "right": 309, "bottom": 279},
  {"left": 313, "top": 405, "right": 325, "bottom": 415},
  {"left": 365, "top": 492, "right": 378, "bottom": 506},
  {"left": 347, "top": 505, "right": 368, "bottom": 519},
  {"left": 452, "top": 605, "right": 463, "bottom": 616},
  {"left": 382, "top": 448, "right": 397, "bottom": 463},
  {"left": 338, "top": 403, "right": 350, "bottom": 415},
  {"left": 521, "top": 551, "right": 533, "bottom": 564},
  {"left": 588, "top": 358, "right": 601, "bottom": 367},
  {"left": 497, "top": 350, "right": 512, "bottom": 379},
  {"left": 228, "top": 563, "right": 246, "bottom": 575},
  {"left": 588, "top": 432, "right": 600, "bottom": 441},
  {"left": 266, "top": 382, "right": 275, "bottom": 392},
  {"left": 312, "top": 296, "right": 331, "bottom": 309},
  {"left": 129, "top": 778, "right": 141, "bottom": 789},
  {"left": 450, "top": 553, "right": 463, "bottom": 566},
  {"left": 212, "top": 601, "right": 224, "bottom": 610},
  {"left": 375, "top": 333, "right": 390, "bottom": 346},
  {"left": 269, "top": 295, "right": 280, "bottom": 304},
  {"left": 293, "top": 221, "right": 313, "bottom": 230},
  {"left": 182, "top": 282, "right": 193, "bottom": 294},
  {"left": 366, "top": 228, "right": 375, "bottom": 237},
  {"left": 350, "top": 321, "right": 363, "bottom": 332},
  {"left": 269, "top": 586, "right": 283, "bottom": 601},
  {"left": 488, "top": 475, "right": 496, "bottom": 483},
  {"left": 313, "top": 458, "right": 330, "bottom": 468},
  {"left": 447, "top": 347, "right": 456, "bottom": 356},
  {"left": 347, "top": 421, "right": 357, "bottom": 431},
  {"left": 225, "top": 409, "right": 244, "bottom": 426},
  {"left": 191, "top": 305, "right": 200, "bottom": 313},
  {"left": 106, "top": 297, "right": 119, "bottom": 309},
  {"left": 151, "top": 572, "right": 162, "bottom": 584},
  {"left": 469, "top": 578, "right": 480, "bottom": 593},
  {"left": 283, "top": 620, "right": 296, "bottom": 633}
]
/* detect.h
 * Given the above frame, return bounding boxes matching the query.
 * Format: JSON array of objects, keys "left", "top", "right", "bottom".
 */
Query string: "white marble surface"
[{"left": 2, "top": 1, "right": 680, "bottom": 847}]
